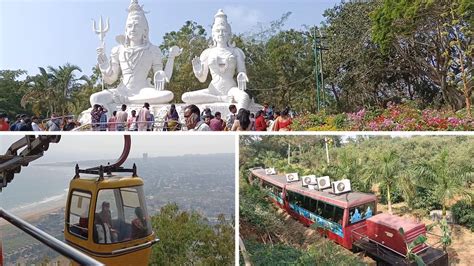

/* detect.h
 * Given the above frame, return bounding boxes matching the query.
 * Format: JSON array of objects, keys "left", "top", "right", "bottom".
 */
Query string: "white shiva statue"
[{"left": 90, "top": 0, "right": 181, "bottom": 111}]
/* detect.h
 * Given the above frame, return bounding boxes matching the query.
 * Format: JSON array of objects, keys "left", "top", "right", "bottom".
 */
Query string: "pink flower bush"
[
  {"left": 346, "top": 103, "right": 474, "bottom": 131},
  {"left": 293, "top": 103, "right": 473, "bottom": 131}
]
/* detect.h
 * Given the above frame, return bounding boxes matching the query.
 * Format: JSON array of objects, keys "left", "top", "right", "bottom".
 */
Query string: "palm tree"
[
  {"left": 48, "top": 63, "right": 89, "bottom": 114},
  {"left": 362, "top": 150, "right": 413, "bottom": 214},
  {"left": 22, "top": 64, "right": 90, "bottom": 117},
  {"left": 22, "top": 67, "right": 56, "bottom": 116},
  {"left": 414, "top": 149, "right": 472, "bottom": 217}
]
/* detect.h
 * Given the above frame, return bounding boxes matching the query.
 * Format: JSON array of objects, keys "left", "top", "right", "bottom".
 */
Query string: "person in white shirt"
[
  {"left": 184, "top": 104, "right": 210, "bottom": 131},
  {"left": 94, "top": 215, "right": 112, "bottom": 244},
  {"left": 225, "top": 104, "right": 237, "bottom": 131},
  {"left": 116, "top": 104, "right": 128, "bottom": 131},
  {"left": 128, "top": 110, "right": 138, "bottom": 131},
  {"left": 137, "top": 103, "right": 151, "bottom": 131},
  {"left": 31, "top": 116, "right": 42, "bottom": 131}
]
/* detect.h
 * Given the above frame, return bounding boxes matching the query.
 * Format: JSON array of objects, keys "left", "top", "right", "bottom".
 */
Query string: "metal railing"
[
  {"left": 73, "top": 120, "right": 184, "bottom": 131},
  {"left": 0, "top": 208, "right": 103, "bottom": 265}
]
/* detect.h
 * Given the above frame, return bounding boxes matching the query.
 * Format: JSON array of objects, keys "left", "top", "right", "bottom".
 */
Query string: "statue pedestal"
[{"left": 78, "top": 102, "right": 262, "bottom": 130}]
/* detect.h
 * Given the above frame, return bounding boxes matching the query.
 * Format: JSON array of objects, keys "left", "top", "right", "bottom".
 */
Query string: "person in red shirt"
[
  {"left": 273, "top": 108, "right": 292, "bottom": 131},
  {"left": 0, "top": 113, "right": 10, "bottom": 131},
  {"left": 255, "top": 110, "right": 267, "bottom": 131},
  {"left": 209, "top": 112, "right": 225, "bottom": 131}
]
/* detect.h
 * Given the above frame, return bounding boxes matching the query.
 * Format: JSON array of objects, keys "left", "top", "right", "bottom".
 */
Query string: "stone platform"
[{"left": 78, "top": 102, "right": 263, "bottom": 126}]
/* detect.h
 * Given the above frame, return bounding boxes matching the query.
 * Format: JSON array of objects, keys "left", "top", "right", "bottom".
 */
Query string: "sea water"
[{"left": 0, "top": 165, "right": 72, "bottom": 212}]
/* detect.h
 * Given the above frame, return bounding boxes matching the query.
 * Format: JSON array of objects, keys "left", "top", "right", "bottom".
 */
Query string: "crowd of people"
[
  {"left": 0, "top": 113, "right": 80, "bottom": 131},
  {"left": 0, "top": 102, "right": 293, "bottom": 132},
  {"left": 183, "top": 102, "right": 294, "bottom": 131}
]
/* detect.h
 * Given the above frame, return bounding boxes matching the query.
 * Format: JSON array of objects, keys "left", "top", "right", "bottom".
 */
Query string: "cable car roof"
[{"left": 70, "top": 175, "right": 144, "bottom": 190}]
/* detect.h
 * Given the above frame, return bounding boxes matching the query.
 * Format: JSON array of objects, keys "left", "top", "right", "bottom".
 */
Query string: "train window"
[
  {"left": 307, "top": 198, "right": 317, "bottom": 213},
  {"left": 302, "top": 196, "right": 310, "bottom": 211},
  {"left": 315, "top": 200, "right": 323, "bottom": 216},
  {"left": 322, "top": 203, "right": 335, "bottom": 221},
  {"left": 68, "top": 190, "right": 91, "bottom": 239},
  {"left": 275, "top": 187, "right": 283, "bottom": 198},
  {"left": 295, "top": 193, "right": 304, "bottom": 206},
  {"left": 334, "top": 207, "right": 344, "bottom": 225},
  {"left": 349, "top": 201, "right": 376, "bottom": 225}
]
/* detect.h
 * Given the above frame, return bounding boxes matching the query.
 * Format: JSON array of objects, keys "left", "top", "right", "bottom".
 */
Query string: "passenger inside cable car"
[
  {"left": 92, "top": 186, "right": 152, "bottom": 244},
  {"left": 98, "top": 201, "right": 118, "bottom": 242},
  {"left": 131, "top": 207, "right": 149, "bottom": 239},
  {"left": 94, "top": 215, "right": 112, "bottom": 244}
]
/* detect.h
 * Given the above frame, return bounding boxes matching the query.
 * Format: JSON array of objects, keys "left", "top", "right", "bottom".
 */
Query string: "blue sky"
[{"left": 0, "top": 0, "right": 339, "bottom": 77}]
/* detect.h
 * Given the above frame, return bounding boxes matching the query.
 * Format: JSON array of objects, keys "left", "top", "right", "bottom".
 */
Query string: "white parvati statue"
[
  {"left": 181, "top": 9, "right": 251, "bottom": 110},
  {"left": 90, "top": 0, "right": 181, "bottom": 111}
]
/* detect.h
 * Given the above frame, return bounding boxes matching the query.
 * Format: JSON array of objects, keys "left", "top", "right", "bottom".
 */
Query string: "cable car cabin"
[
  {"left": 65, "top": 164, "right": 158, "bottom": 266},
  {"left": 250, "top": 168, "right": 377, "bottom": 250}
]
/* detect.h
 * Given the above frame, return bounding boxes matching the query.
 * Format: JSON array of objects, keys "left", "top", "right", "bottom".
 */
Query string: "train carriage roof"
[{"left": 252, "top": 168, "right": 376, "bottom": 208}]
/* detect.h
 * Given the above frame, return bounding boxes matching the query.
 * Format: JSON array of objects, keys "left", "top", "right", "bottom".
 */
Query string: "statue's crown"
[
  {"left": 128, "top": 0, "right": 145, "bottom": 14},
  {"left": 214, "top": 9, "right": 228, "bottom": 25}
]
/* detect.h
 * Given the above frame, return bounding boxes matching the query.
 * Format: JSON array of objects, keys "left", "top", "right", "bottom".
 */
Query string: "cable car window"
[
  {"left": 349, "top": 201, "right": 376, "bottom": 225},
  {"left": 68, "top": 190, "right": 91, "bottom": 239},
  {"left": 94, "top": 186, "right": 152, "bottom": 244}
]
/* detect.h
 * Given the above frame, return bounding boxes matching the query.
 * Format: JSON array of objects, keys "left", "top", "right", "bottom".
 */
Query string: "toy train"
[{"left": 248, "top": 167, "right": 448, "bottom": 265}]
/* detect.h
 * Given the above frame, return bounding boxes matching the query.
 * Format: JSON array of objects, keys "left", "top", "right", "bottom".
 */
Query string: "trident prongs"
[{"left": 92, "top": 16, "right": 110, "bottom": 46}]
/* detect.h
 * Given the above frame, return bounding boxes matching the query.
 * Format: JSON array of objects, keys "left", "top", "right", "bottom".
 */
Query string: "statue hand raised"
[
  {"left": 97, "top": 47, "right": 109, "bottom": 69},
  {"left": 168, "top": 46, "right": 183, "bottom": 58},
  {"left": 192, "top": 56, "right": 202, "bottom": 74},
  {"left": 154, "top": 71, "right": 169, "bottom": 91},
  {"left": 237, "top": 72, "right": 249, "bottom": 91}
]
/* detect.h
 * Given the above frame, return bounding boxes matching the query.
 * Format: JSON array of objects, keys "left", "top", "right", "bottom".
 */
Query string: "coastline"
[{"left": 0, "top": 194, "right": 66, "bottom": 228}]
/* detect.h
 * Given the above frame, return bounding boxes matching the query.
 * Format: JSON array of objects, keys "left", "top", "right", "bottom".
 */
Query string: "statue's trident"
[{"left": 92, "top": 16, "right": 110, "bottom": 91}]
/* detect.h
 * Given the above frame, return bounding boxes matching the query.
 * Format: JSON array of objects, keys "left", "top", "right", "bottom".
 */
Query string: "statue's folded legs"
[
  {"left": 182, "top": 89, "right": 224, "bottom": 104},
  {"left": 228, "top": 87, "right": 250, "bottom": 111}
]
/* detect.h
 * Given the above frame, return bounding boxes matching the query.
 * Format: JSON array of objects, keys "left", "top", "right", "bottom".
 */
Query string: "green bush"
[
  {"left": 244, "top": 241, "right": 304, "bottom": 265},
  {"left": 451, "top": 200, "right": 474, "bottom": 231},
  {"left": 379, "top": 185, "right": 404, "bottom": 205},
  {"left": 410, "top": 187, "right": 442, "bottom": 211}
]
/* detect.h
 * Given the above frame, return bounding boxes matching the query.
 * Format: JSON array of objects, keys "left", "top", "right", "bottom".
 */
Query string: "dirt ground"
[{"left": 377, "top": 202, "right": 473, "bottom": 265}]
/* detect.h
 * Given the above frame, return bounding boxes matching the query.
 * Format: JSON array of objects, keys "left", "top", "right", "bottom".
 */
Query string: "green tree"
[
  {"left": 22, "top": 67, "right": 56, "bottom": 116},
  {"left": 150, "top": 203, "right": 234, "bottom": 265},
  {"left": 0, "top": 69, "right": 28, "bottom": 118},
  {"left": 362, "top": 150, "right": 412, "bottom": 214},
  {"left": 372, "top": 0, "right": 472, "bottom": 111},
  {"left": 414, "top": 149, "right": 473, "bottom": 217},
  {"left": 160, "top": 21, "right": 209, "bottom": 102},
  {"left": 21, "top": 64, "right": 89, "bottom": 117}
]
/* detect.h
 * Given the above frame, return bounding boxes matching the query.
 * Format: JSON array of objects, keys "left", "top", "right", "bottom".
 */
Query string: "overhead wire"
[{"left": 247, "top": 74, "right": 314, "bottom": 91}]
